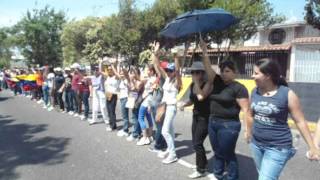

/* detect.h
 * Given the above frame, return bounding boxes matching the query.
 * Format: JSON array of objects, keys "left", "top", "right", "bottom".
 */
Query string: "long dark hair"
[{"left": 255, "top": 58, "right": 288, "bottom": 87}]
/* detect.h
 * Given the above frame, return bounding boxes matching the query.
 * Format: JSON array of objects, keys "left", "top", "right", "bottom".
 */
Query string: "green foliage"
[
  {"left": 0, "top": 28, "right": 13, "bottom": 68},
  {"left": 208, "top": 0, "right": 285, "bottom": 44},
  {"left": 138, "top": 49, "right": 152, "bottom": 65},
  {"left": 177, "top": 0, "right": 214, "bottom": 11},
  {"left": 305, "top": 0, "right": 320, "bottom": 29},
  {"left": 14, "top": 6, "right": 66, "bottom": 66}
]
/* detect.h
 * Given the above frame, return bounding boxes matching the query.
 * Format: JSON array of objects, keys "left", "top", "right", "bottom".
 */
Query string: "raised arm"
[
  {"left": 173, "top": 55, "right": 182, "bottom": 91},
  {"left": 199, "top": 34, "right": 216, "bottom": 83},
  {"left": 289, "top": 90, "right": 320, "bottom": 160},
  {"left": 99, "top": 58, "right": 108, "bottom": 77},
  {"left": 151, "top": 42, "right": 167, "bottom": 79},
  {"left": 110, "top": 62, "right": 121, "bottom": 80}
]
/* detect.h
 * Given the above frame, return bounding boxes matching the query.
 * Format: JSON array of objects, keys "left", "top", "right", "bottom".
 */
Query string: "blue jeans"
[
  {"left": 65, "top": 89, "right": 73, "bottom": 112},
  {"left": 131, "top": 107, "right": 141, "bottom": 138},
  {"left": 208, "top": 119, "right": 241, "bottom": 180},
  {"left": 250, "top": 143, "right": 296, "bottom": 180},
  {"left": 107, "top": 94, "right": 117, "bottom": 129},
  {"left": 120, "top": 98, "right": 129, "bottom": 132},
  {"left": 82, "top": 91, "right": 90, "bottom": 118},
  {"left": 161, "top": 105, "right": 177, "bottom": 157},
  {"left": 71, "top": 89, "right": 79, "bottom": 113},
  {"left": 42, "top": 85, "right": 49, "bottom": 106},
  {"left": 151, "top": 105, "right": 167, "bottom": 150},
  {"left": 138, "top": 105, "right": 153, "bottom": 130}
]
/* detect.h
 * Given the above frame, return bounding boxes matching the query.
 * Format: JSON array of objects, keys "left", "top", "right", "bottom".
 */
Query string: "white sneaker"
[
  {"left": 106, "top": 126, "right": 113, "bottom": 132},
  {"left": 88, "top": 119, "right": 97, "bottom": 125},
  {"left": 136, "top": 137, "right": 151, "bottom": 146},
  {"left": 122, "top": 131, "right": 129, "bottom": 137},
  {"left": 47, "top": 106, "right": 53, "bottom": 111},
  {"left": 43, "top": 105, "right": 47, "bottom": 109},
  {"left": 126, "top": 134, "right": 137, "bottom": 142},
  {"left": 37, "top": 100, "right": 43, "bottom": 104},
  {"left": 104, "top": 120, "right": 110, "bottom": 125},
  {"left": 61, "top": 110, "right": 67, "bottom": 113},
  {"left": 162, "top": 155, "right": 178, "bottom": 164},
  {"left": 157, "top": 151, "right": 169, "bottom": 159},
  {"left": 73, "top": 113, "right": 79, "bottom": 117},
  {"left": 117, "top": 130, "right": 124, "bottom": 137},
  {"left": 68, "top": 111, "right": 74, "bottom": 115},
  {"left": 188, "top": 171, "right": 206, "bottom": 179},
  {"left": 80, "top": 115, "right": 87, "bottom": 121},
  {"left": 149, "top": 136, "right": 154, "bottom": 142}
]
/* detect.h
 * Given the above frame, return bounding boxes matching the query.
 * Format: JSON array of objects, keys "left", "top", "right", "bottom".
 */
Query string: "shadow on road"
[
  {"left": 0, "top": 96, "right": 12, "bottom": 102},
  {"left": 207, "top": 154, "right": 259, "bottom": 180},
  {"left": 0, "top": 115, "right": 70, "bottom": 179}
]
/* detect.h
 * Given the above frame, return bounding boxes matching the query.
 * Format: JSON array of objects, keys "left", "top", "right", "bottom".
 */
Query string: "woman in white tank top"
[{"left": 151, "top": 42, "right": 187, "bottom": 164}]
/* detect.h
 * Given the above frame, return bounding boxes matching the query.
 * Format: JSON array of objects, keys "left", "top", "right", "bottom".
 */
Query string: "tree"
[
  {"left": 82, "top": 17, "right": 108, "bottom": 66},
  {"left": 13, "top": 6, "right": 66, "bottom": 66},
  {"left": 61, "top": 17, "right": 108, "bottom": 66},
  {"left": 305, "top": 0, "right": 320, "bottom": 29},
  {"left": 177, "top": 0, "right": 214, "bottom": 11},
  {"left": 117, "top": 0, "right": 141, "bottom": 63},
  {"left": 206, "top": 0, "right": 285, "bottom": 59},
  {"left": 0, "top": 28, "right": 12, "bottom": 68}
]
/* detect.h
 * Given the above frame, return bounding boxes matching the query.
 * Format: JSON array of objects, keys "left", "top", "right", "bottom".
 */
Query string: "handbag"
[
  {"left": 155, "top": 103, "right": 166, "bottom": 122},
  {"left": 134, "top": 94, "right": 144, "bottom": 109},
  {"left": 126, "top": 92, "right": 138, "bottom": 109}
]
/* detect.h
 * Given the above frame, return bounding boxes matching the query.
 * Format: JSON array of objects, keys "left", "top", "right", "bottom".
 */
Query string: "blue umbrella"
[{"left": 160, "top": 8, "right": 238, "bottom": 39}]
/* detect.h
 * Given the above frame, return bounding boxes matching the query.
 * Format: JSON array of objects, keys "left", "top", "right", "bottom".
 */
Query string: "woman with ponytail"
[{"left": 247, "top": 58, "right": 320, "bottom": 180}]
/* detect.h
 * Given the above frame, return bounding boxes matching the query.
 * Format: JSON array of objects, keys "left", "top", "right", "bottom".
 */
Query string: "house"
[
  {"left": 184, "top": 21, "right": 320, "bottom": 122},
  {"left": 202, "top": 21, "right": 320, "bottom": 83}
]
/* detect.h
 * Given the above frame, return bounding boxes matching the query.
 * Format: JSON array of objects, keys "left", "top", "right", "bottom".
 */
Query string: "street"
[{"left": 0, "top": 90, "right": 319, "bottom": 180}]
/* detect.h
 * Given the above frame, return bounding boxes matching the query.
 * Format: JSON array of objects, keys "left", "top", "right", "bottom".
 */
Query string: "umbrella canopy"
[{"left": 160, "top": 8, "right": 238, "bottom": 39}]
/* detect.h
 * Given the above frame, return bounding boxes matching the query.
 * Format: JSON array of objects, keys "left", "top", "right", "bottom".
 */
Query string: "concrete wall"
[{"left": 288, "top": 82, "right": 320, "bottom": 122}]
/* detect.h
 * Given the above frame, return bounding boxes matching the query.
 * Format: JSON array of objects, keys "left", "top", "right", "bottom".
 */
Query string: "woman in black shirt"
[
  {"left": 199, "top": 36, "right": 250, "bottom": 180},
  {"left": 180, "top": 61, "right": 212, "bottom": 178}
]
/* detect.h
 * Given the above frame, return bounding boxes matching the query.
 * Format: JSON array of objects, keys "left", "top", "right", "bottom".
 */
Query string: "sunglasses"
[
  {"left": 165, "top": 69, "right": 174, "bottom": 73},
  {"left": 191, "top": 70, "right": 203, "bottom": 75}
]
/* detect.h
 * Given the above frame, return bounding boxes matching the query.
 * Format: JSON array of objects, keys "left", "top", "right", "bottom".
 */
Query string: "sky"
[{"left": 0, "top": 0, "right": 307, "bottom": 27}]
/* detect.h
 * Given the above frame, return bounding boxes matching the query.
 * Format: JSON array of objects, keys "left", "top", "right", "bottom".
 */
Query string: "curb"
[{"left": 288, "top": 119, "right": 317, "bottom": 132}]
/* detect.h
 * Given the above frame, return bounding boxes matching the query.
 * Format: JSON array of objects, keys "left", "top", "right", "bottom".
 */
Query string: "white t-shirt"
[
  {"left": 161, "top": 77, "right": 179, "bottom": 105},
  {"left": 141, "top": 76, "right": 157, "bottom": 107},
  {"left": 91, "top": 75, "right": 104, "bottom": 92},
  {"left": 118, "top": 79, "right": 129, "bottom": 99},
  {"left": 47, "top": 73, "right": 55, "bottom": 88},
  {"left": 0, "top": 72, "right": 4, "bottom": 81},
  {"left": 105, "top": 76, "right": 120, "bottom": 94}
]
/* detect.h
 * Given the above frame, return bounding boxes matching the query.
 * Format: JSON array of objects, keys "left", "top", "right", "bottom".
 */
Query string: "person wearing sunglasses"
[
  {"left": 179, "top": 60, "right": 212, "bottom": 179},
  {"left": 151, "top": 42, "right": 184, "bottom": 164}
]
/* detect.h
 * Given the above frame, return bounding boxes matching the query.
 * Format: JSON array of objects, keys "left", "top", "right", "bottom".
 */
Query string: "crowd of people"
[{"left": 0, "top": 38, "right": 320, "bottom": 180}]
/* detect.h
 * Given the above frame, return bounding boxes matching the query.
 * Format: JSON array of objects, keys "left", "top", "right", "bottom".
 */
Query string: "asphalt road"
[{"left": 0, "top": 90, "right": 319, "bottom": 180}]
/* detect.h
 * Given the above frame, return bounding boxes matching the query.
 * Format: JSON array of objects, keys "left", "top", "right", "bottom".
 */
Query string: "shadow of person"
[
  {"left": 207, "top": 153, "right": 259, "bottom": 180},
  {"left": 0, "top": 115, "right": 70, "bottom": 179}
]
